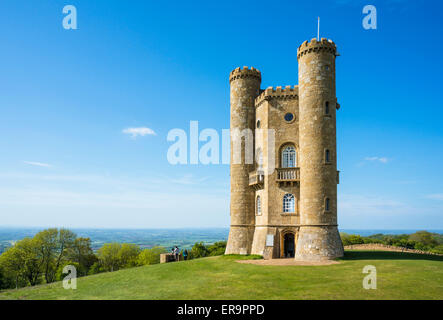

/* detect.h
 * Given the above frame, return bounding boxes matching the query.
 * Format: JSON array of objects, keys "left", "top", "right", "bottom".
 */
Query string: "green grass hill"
[{"left": 1, "top": 251, "right": 442, "bottom": 300}]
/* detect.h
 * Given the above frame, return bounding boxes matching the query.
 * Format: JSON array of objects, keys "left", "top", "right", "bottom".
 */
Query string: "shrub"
[
  {"left": 137, "top": 247, "right": 167, "bottom": 266},
  {"left": 208, "top": 241, "right": 227, "bottom": 256},
  {"left": 190, "top": 242, "right": 209, "bottom": 259}
]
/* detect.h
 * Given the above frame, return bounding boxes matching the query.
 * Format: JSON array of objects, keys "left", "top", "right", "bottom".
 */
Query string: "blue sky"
[{"left": 0, "top": 0, "right": 442, "bottom": 229}]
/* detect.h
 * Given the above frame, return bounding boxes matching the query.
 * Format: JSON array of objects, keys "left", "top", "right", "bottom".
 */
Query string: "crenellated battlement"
[
  {"left": 229, "top": 66, "right": 261, "bottom": 83},
  {"left": 297, "top": 38, "right": 337, "bottom": 60},
  {"left": 255, "top": 85, "right": 298, "bottom": 107}
]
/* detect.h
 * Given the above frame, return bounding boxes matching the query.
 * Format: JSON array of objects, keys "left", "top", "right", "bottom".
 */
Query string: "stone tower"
[
  {"left": 226, "top": 38, "right": 343, "bottom": 260},
  {"left": 225, "top": 67, "right": 261, "bottom": 255},
  {"left": 294, "top": 38, "right": 344, "bottom": 260}
]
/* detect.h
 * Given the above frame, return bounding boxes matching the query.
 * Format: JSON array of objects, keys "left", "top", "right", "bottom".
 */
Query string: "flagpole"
[{"left": 317, "top": 17, "right": 320, "bottom": 41}]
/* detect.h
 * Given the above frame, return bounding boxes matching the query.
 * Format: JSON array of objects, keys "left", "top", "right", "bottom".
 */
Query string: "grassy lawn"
[{"left": 0, "top": 250, "right": 442, "bottom": 300}]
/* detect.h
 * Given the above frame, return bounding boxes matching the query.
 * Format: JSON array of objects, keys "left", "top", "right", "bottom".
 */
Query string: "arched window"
[
  {"left": 325, "top": 101, "right": 330, "bottom": 115},
  {"left": 256, "top": 196, "right": 261, "bottom": 215},
  {"left": 325, "top": 198, "right": 330, "bottom": 211},
  {"left": 283, "top": 194, "right": 295, "bottom": 213},
  {"left": 282, "top": 146, "right": 296, "bottom": 168},
  {"left": 325, "top": 149, "right": 330, "bottom": 163}
]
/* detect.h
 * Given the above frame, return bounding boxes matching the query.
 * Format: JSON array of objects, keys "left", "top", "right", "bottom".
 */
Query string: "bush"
[
  {"left": 137, "top": 247, "right": 167, "bottom": 266},
  {"left": 341, "top": 234, "right": 365, "bottom": 246},
  {"left": 55, "top": 261, "right": 80, "bottom": 281},
  {"left": 190, "top": 242, "right": 209, "bottom": 259},
  {"left": 429, "top": 245, "right": 443, "bottom": 255},
  {"left": 207, "top": 241, "right": 227, "bottom": 256},
  {"left": 88, "top": 262, "right": 105, "bottom": 275}
]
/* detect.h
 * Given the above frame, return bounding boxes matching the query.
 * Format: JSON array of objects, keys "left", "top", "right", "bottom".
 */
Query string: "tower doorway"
[{"left": 283, "top": 233, "right": 295, "bottom": 258}]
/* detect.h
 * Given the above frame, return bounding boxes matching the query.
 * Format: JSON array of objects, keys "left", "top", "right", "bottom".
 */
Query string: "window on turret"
[
  {"left": 282, "top": 146, "right": 296, "bottom": 168},
  {"left": 283, "top": 194, "right": 295, "bottom": 213},
  {"left": 325, "top": 102, "right": 330, "bottom": 115},
  {"left": 256, "top": 196, "right": 262, "bottom": 215},
  {"left": 325, "top": 198, "right": 331, "bottom": 211},
  {"left": 325, "top": 149, "right": 331, "bottom": 163}
]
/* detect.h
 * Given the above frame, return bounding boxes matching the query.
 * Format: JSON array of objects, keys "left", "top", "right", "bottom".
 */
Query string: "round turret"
[
  {"left": 295, "top": 38, "right": 344, "bottom": 261},
  {"left": 225, "top": 66, "right": 261, "bottom": 255}
]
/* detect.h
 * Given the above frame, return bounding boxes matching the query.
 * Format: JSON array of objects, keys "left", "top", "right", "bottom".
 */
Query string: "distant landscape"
[
  {"left": 0, "top": 227, "right": 230, "bottom": 254},
  {"left": 1, "top": 227, "right": 442, "bottom": 255}
]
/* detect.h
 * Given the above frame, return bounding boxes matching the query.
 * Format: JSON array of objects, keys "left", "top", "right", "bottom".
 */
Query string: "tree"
[
  {"left": 0, "top": 238, "right": 43, "bottom": 288},
  {"left": 118, "top": 243, "right": 140, "bottom": 268},
  {"left": 341, "top": 234, "right": 365, "bottom": 246},
  {"left": 190, "top": 242, "right": 209, "bottom": 259},
  {"left": 66, "top": 237, "right": 97, "bottom": 276},
  {"left": 88, "top": 261, "right": 105, "bottom": 275},
  {"left": 15, "top": 238, "right": 44, "bottom": 286},
  {"left": 34, "top": 228, "right": 76, "bottom": 283},
  {"left": 409, "top": 231, "right": 438, "bottom": 248},
  {"left": 0, "top": 245, "right": 24, "bottom": 289},
  {"left": 97, "top": 243, "right": 121, "bottom": 272},
  {"left": 137, "top": 247, "right": 166, "bottom": 266},
  {"left": 207, "top": 241, "right": 227, "bottom": 256}
]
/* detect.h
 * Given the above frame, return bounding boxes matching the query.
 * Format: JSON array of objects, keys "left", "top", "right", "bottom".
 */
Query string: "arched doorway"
[{"left": 283, "top": 233, "right": 295, "bottom": 258}]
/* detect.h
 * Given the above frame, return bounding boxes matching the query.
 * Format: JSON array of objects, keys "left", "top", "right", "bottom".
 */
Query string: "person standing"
[
  {"left": 183, "top": 249, "right": 188, "bottom": 261},
  {"left": 174, "top": 246, "right": 180, "bottom": 261}
]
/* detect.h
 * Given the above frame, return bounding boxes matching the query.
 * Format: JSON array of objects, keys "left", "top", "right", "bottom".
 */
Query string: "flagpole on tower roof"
[{"left": 317, "top": 16, "right": 320, "bottom": 41}]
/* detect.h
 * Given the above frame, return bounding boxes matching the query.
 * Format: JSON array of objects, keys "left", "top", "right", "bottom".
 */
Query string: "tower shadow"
[{"left": 341, "top": 250, "right": 443, "bottom": 262}]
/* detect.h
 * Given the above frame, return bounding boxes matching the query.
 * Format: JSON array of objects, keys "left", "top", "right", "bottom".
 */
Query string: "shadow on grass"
[
  {"left": 341, "top": 250, "right": 443, "bottom": 262},
  {"left": 222, "top": 254, "right": 263, "bottom": 260}
]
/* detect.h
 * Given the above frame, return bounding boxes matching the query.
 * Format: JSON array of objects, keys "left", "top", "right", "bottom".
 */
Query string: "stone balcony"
[
  {"left": 249, "top": 170, "right": 264, "bottom": 189},
  {"left": 276, "top": 167, "right": 300, "bottom": 186}
]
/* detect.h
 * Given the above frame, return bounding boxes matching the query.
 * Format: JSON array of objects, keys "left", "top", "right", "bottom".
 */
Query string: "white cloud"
[
  {"left": 339, "top": 194, "right": 405, "bottom": 215},
  {"left": 23, "top": 161, "right": 52, "bottom": 168},
  {"left": 364, "top": 156, "right": 389, "bottom": 163},
  {"left": 169, "top": 174, "right": 210, "bottom": 185},
  {"left": 122, "top": 127, "right": 156, "bottom": 138},
  {"left": 425, "top": 194, "right": 443, "bottom": 201}
]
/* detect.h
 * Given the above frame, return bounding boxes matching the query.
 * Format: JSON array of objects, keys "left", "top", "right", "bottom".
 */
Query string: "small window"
[
  {"left": 325, "top": 101, "right": 330, "bottom": 115},
  {"left": 325, "top": 149, "right": 330, "bottom": 163},
  {"left": 325, "top": 65, "right": 330, "bottom": 71},
  {"left": 284, "top": 113, "right": 294, "bottom": 122},
  {"left": 325, "top": 198, "right": 330, "bottom": 211},
  {"left": 256, "top": 120, "right": 261, "bottom": 128},
  {"left": 283, "top": 194, "right": 295, "bottom": 213},
  {"left": 256, "top": 196, "right": 262, "bottom": 215}
]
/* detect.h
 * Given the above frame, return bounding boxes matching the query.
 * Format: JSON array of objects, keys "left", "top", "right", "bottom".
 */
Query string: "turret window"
[
  {"left": 325, "top": 101, "right": 330, "bottom": 115},
  {"left": 283, "top": 194, "right": 295, "bottom": 213},
  {"left": 282, "top": 146, "right": 296, "bottom": 168},
  {"left": 256, "top": 196, "right": 262, "bottom": 215},
  {"left": 325, "top": 149, "right": 331, "bottom": 163},
  {"left": 325, "top": 198, "right": 331, "bottom": 212}
]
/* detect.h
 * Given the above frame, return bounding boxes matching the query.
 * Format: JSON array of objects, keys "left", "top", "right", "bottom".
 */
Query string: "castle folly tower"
[
  {"left": 295, "top": 38, "right": 344, "bottom": 260},
  {"left": 225, "top": 67, "right": 261, "bottom": 254},
  {"left": 226, "top": 39, "right": 343, "bottom": 260}
]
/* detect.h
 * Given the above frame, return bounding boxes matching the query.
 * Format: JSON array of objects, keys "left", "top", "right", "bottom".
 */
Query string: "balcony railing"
[
  {"left": 249, "top": 170, "right": 264, "bottom": 187},
  {"left": 276, "top": 167, "right": 300, "bottom": 182}
]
